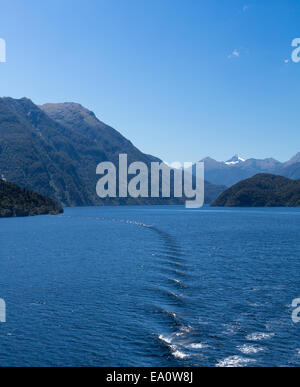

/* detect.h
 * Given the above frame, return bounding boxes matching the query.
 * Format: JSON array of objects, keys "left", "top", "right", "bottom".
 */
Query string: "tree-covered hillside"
[
  {"left": 211, "top": 174, "right": 300, "bottom": 207},
  {"left": 0, "top": 180, "right": 63, "bottom": 218}
]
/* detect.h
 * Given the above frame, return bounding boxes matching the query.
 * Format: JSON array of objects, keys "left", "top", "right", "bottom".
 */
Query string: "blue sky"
[{"left": 0, "top": 0, "right": 299, "bottom": 163}]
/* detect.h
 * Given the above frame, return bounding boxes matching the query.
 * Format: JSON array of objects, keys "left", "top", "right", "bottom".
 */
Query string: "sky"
[{"left": 0, "top": 0, "right": 300, "bottom": 163}]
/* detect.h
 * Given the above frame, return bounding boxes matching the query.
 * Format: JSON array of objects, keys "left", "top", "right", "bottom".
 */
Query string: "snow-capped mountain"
[
  {"left": 224, "top": 154, "right": 246, "bottom": 165},
  {"left": 196, "top": 153, "right": 300, "bottom": 187}
]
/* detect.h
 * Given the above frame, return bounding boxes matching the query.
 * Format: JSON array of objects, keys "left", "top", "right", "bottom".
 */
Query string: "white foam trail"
[
  {"left": 158, "top": 334, "right": 173, "bottom": 345},
  {"left": 180, "top": 325, "right": 192, "bottom": 333},
  {"left": 165, "top": 290, "right": 183, "bottom": 300},
  {"left": 216, "top": 356, "right": 255, "bottom": 368},
  {"left": 172, "top": 350, "right": 189, "bottom": 359},
  {"left": 238, "top": 344, "right": 264, "bottom": 354},
  {"left": 162, "top": 309, "right": 178, "bottom": 321},
  {"left": 122, "top": 219, "right": 153, "bottom": 228},
  {"left": 188, "top": 343, "right": 208, "bottom": 349},
  {"left": 246, "top": 332, "right": 275, "bottom": 342},
  {"left": 169, "top": 278, "right": 181, "bottom": 284},
  {"left": 159, "top": 336, "right": 190, "bottom": 360}
]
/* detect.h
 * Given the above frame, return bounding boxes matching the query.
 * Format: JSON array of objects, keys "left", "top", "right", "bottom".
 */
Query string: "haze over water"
[{"left": 0, "top": 206, "right": 300, "bottom": 367}]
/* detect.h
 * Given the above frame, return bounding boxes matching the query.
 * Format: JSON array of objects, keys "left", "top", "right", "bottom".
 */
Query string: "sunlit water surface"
[{"left": 0, "top": 206, "right": 300, "bottom": 367}]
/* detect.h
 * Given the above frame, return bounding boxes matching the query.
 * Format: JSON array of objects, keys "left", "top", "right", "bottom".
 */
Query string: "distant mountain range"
[
  {"left": 0, "top": 97, "right": 224, "bottom": 206},
  {"left": 211, "top": 174, "right": 300, "bottom": 207},
  {"left": 195, "top": 154, "right": 300, "bottom": 187},
  {"left": 0, "top": 180, "right": 63, "bottom": 217}
]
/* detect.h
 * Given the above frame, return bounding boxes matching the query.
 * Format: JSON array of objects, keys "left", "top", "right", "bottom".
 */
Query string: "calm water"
[{"left": 0, "top": 206, "right": 300, "bottom": 367}]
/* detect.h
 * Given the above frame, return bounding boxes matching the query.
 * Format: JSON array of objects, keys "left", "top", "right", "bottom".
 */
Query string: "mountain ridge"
[
  {"left": 197, "top": 154, "right": 300, "bottom": 187},
  {"left": 0, "top": 97, "right": 225, "bottom": 206}
]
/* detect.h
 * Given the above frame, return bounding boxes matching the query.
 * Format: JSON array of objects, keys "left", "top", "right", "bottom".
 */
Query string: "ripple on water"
[{"left": 166, "top": 278, "right": 187, "bottom": 289}]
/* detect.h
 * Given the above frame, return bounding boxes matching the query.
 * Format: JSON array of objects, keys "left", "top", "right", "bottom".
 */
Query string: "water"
[{"left": 0, "top": 206, "right": 300, "bottom": 367}]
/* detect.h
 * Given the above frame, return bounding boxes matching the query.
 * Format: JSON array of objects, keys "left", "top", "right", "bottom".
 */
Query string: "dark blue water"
[{"left": 0, "top": 206, "right": 300, "bottom": 367}]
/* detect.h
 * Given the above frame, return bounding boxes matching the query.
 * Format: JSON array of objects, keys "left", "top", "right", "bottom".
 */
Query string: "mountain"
[
  {"left": 196, "top": 155, "right": 269, "bottom": 187},
  {"left": 0, "top": 97, "right": 224, "bottom": 206},
  {"left": 211, "top": 174, "right": 300, "bottom": 207},
  {"left": 0, "top": 179, "right": 63, "bottom": 217},
  {"left": 41, "top": 102, "right": 160, "bottom": 166},
  {"left": 196, "top": 154, "right": 299, "bottom": 187},
  {"left": 0, "top": 97, "right": 102, "bottom": 206},
  {"left": 283, "top": 152, "right": 300, "bottom": 167},
  {"left": 224, "top": 154, "right": 245, "bottom": 165},
  {"left": 40, "top": 102, "right": 225, "bottom": 204},
  {"left": 279, "top": 162, "right": 300, "bottom": 180}
]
